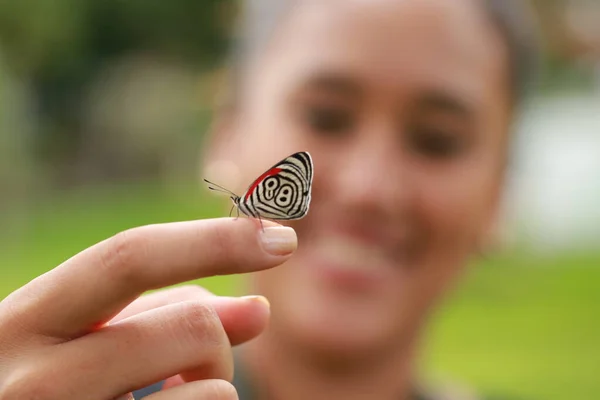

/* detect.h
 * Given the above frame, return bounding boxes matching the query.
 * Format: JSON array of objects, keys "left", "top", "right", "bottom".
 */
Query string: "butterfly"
[{"left": 204, "top": 151, "right": 313, "bottom": 230}]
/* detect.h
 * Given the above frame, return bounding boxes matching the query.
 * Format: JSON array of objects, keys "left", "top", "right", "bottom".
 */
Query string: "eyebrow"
[
  {"left": 300, "top": 72, "right": 364, "bottom": 98},
  {"left": 297, "top": 71, "right": 477, "bottom": 120},
  {"left": 412, "top": 92, "right": 475, "bottom": 119}
]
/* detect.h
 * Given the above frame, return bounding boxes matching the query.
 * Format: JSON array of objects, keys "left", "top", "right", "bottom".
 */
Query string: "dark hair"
[
  {"left": 222, "top": 0, "right": 540, "bottom": 109},
  {"left": 482, "top": 0, "right": 541, "bottom": 105}
]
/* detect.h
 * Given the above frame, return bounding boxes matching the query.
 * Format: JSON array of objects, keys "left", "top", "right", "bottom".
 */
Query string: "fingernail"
[
  {"left": 259, "top": 226, "right": 297, "bottom": 256},
  {"left": 241, "top": 295, "right": 271, "bottom": 309}
]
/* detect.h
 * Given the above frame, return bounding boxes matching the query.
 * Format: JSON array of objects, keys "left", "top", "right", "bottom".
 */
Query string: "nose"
[{"left": 327, "top": 136, "right": 408, "bottom": 216}]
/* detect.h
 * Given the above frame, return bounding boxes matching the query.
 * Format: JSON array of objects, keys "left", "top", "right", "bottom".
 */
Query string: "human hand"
[{"left": 0, "top": 218, "right": 296, "bottom": 399}]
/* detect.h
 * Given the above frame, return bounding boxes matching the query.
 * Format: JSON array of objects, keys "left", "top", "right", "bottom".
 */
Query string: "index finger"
[{"left": 4, "top": 217, "right": 295, "bottom": 339}]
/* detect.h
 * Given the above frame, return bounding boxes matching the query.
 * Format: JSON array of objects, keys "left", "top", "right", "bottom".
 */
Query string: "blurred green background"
[{"left": 0, "top": 1, "right": 599, "bottom": 399}]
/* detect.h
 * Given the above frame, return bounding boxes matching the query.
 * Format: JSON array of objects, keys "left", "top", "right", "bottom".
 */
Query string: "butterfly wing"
[{"left": 238, "top": 151, "right": 313, "bottom": 220}]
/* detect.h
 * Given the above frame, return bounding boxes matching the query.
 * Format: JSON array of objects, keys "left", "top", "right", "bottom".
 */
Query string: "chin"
[
  {"left": 258, "top": 265, "right": 411, "bottom": 360},
  {"left": 286, "top": 304, "right": 399, "bottom": 358}
]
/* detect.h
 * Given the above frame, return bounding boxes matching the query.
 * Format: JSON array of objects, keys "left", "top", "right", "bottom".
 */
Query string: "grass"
[
  {"left": 422, "top": 254, "right": 600, "bottom": 400},
  {"left": 1, "top": 181, "right": 598, "bottom": 400}
]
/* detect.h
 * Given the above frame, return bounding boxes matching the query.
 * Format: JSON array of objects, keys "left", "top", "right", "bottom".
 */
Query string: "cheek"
[
  {"left": 402, "top": 170, "right": 495, "bottom": 309},
  {"left": 417, "top": 161, "right": 500, "bottom": 257}
]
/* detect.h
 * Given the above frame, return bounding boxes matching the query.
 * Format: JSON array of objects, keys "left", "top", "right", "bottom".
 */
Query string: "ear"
[
  {"left": 478, "top": 210, "right": 500, "bottom": 255},
  {"left": 477, "top": 175, "right": 508, "bottom": 255},
  {"left": 199, "top": 66, "right": 243, "bottom": 170},
  {"left": 201, "top": 106, "right": 235, "bottom": 163},
  {"left": 199, "top": 106, "right": 244, "bottom": 192}
]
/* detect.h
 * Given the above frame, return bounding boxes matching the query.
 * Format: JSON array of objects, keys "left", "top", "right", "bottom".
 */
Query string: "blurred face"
[{"left": 207, "top": 0, "right": 511, "bottom": 356}]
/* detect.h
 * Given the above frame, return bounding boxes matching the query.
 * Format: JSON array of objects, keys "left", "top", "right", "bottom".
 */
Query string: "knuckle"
[
  {"left": 207, "top": 223, "right": 241, "bottom": 272},
  {"left": 177, "top": 302, "right": 225, "bottom": 347},
  {"left": 208, "top": 224, "right": 231, "bottom": 263},
  {"left": 100, "top": 228, "right": 146, "bottom": 281},
  {"left": 204, "top": 380, "right": 238, "bottom": 400},
  {"left": 174, "top": 302, "right": 233, "bottom": 380},
  {"left": 0, "top": 294, "right": 29, "bottom": 342},
  {"left": 1, "top": 364, "right": 56, "bottom": 400}
]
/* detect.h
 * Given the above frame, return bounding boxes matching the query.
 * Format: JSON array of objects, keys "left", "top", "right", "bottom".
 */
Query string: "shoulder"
[
  {"left": 133, "top": 381, "right": 164, "bottom": 398},
  {"left": 415, "top": 382, "right": 530, "bottom": 400}
]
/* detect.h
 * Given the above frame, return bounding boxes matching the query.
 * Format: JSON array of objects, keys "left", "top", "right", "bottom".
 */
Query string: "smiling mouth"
[
  {"left": 303, "top": 233, "right": 413, "bottom": 291},
  {"left": 315, "top": 235, "right": 392, "bottom": 267}
]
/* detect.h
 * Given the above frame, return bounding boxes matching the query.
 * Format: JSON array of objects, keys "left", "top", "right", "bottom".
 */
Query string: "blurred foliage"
[
  {"left": 0, "top": 0, "right": 236, "bottom": 191},
  {"left": 0, "top": 0, "right": 235, "bottom": 123},
  {"left": 0, "top": 0, "right": 235, "bottom": 75}
]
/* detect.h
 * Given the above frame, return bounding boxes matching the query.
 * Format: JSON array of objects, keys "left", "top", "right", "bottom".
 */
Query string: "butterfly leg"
[
  {"left": 235, "top": 207, "right": 240, "bottom": 221},
  {"left": 258, "top": 215, "right": 264, "bottom": 232}
]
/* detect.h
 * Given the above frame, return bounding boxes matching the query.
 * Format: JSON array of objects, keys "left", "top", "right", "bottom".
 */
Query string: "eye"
[
  {"left": 407, "top": 125, "right": 468, "bottom": 160},
  {"left": 302, "top": 104, "right": 354, "bottom": 136}
]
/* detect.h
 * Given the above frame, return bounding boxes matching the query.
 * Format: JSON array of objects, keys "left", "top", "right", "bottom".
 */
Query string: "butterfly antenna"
[{"left": 203, "top": 179, "right": 239, "bottom": 198}]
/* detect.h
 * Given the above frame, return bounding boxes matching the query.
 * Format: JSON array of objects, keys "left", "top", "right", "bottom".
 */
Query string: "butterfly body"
[{"left": 205, "top": 152, "right": 313, "bottom": 226}]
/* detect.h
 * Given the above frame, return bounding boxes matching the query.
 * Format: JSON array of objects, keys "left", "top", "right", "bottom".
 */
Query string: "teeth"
[{"left": 312, "top": 236, "right": 391, "bottom": 270}]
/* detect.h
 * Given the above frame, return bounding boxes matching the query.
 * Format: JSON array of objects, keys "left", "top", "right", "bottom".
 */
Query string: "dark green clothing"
[{"left": 132, "top": 358, "right": 522, "bottom": 400}]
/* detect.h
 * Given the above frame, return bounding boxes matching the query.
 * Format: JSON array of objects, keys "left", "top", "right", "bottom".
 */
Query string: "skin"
[
  {"left": 0, "top": 219, "right": 297, "bottom": 399},
  {"left": 205, "top": 0, "right": 511, "bottom": 398},
  {"left": 0, "top": 0, "right": 513, "bottom": 399}
]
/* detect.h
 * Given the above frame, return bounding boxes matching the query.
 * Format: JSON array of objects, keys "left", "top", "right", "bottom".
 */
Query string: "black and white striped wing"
[{"left": 238, "top": 151, "right": 313, "bottom": 220}]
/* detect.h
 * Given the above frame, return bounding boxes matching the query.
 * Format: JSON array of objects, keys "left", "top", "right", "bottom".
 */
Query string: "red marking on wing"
[{"left": 244, "top": 167, "right": 283, "bottom": 201}]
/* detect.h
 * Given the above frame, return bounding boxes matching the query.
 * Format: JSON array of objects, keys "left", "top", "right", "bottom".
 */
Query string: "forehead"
[{"left": 248, "top": 0, "right": 509, "bottom": 110}]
